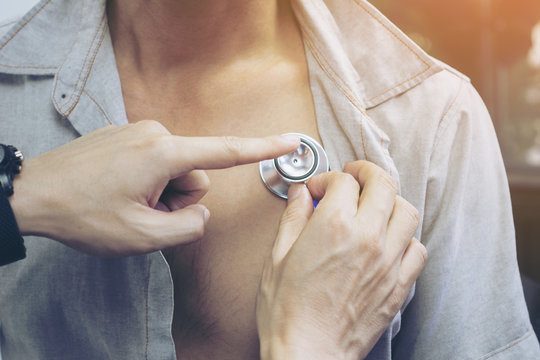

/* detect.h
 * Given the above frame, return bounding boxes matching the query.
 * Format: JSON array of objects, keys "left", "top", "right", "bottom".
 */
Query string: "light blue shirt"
[{"left": 0, "top": 0, "right": 539, "bottom": 359}]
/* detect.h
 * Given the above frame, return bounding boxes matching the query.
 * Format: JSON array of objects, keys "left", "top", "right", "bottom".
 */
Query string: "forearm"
[{"left": 3, "top": 124, "right": 300, "bottom": 257}]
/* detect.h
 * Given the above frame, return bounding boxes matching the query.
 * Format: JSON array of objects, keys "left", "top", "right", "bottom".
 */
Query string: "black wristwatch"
[{"left": 0, "top": 144, "right": 26, "bottom": 266}]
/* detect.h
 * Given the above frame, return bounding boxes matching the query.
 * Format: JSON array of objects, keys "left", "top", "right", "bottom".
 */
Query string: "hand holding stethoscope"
[{"left": 257, "top": 157, "right": 427, "bottom": 359}]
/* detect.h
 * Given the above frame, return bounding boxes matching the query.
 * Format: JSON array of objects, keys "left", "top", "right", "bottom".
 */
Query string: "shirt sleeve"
[{"left": 392, "top": 79, "right": 540, "bottom": 359}]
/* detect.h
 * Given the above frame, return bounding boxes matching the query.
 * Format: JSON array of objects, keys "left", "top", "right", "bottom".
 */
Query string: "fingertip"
[
  {"left": 343, "top": 160, "right": 363, "bottom": 174},
  {"left": 204, "top": 208, "right": 210, "bottom": 224},
  {"left": 287, "top": 183, "right": 308, "bottom": 202},
  {"left": 203, "top": 207, "right": 210, "bottom": 224},
  {"left": 413, "top": 238, "right": 428, "bottom": 265},
  {"left": 186, "top": 204, "right": 210, "bottom": 225},
  {"left": 343, "top": 160, "right": 373, "bottom": 182},
  {"left": 305, "top": 174, "right": 323, "bottom": 200},
  {"left": 278, "top": 133, "right": 301, "bottom": 149},
  {"left": 306, "top": 171, "right": 359, "bottom": 201},
  {"left": 288, "top": 183, "right": 314, "bottom": 213},
  {"left": 155, "top": 204, "right": 210, "bottom": 246},
  {"left": 343, "top": 161, "right": 354, "bottom": 173}
]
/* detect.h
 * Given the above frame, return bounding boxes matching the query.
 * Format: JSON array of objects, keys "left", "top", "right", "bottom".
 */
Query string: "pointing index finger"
[{"left": 169, "top": 134, "right": 300, "bottom": 173}]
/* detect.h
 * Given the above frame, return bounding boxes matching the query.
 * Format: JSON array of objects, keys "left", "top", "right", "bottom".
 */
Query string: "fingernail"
[
  {"left": 279, "top": 133, "right": 300, "bottom": 146},
  {"left": 288, "top": 183, "right": 305, "bottom": 201}
]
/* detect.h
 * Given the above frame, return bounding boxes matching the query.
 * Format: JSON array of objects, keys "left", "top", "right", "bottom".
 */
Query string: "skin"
[
  {"left": 107, "top": 0, "right": 427, "bottom": 358},
  {"left": 8, "top": 0, "right": 427, "bottom": 359},
  {"left": 107, "top": 1, "right": 323, "bottom": 356},
  {"left": 259, "top": 166, "right": 426, "bottom": 360},
  {"left": 10, "top": 123, "right": 301, "bottom": 255}
]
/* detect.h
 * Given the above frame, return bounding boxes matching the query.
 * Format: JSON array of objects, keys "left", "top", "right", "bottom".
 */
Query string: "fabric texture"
[{"left": 0, "top": 0, "right": 539, "bottom": 359}]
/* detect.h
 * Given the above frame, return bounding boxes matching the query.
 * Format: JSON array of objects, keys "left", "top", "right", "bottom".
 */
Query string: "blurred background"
[
  {"left": 1, "top": 0, "right": 539, "bottom": 337},
  {"left": 369, "top": 0, "right": 540, "bottom": 283},
  {"left": 369, "top": 0, "right": 540, "bottom": 338}
]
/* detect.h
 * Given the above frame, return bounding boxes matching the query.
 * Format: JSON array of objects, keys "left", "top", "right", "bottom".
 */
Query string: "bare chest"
[{"left": 123, "top": 75, "right": 320, "bottom": 358}]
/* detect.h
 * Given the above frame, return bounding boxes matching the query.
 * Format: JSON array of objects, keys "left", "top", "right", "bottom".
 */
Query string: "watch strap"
[
  {"left": 0, "top": 193, "right": 26, "bottom": 266},
  {"left": 0, "top": 144, "right": 23, "bottom": 197},
  {"left": 0, "top": 172, "right": 14, "bottom": 197}
]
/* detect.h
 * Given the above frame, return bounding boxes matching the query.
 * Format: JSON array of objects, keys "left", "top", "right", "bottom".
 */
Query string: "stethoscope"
[{"left": 259, "top": 133, "right": 329, "bottom": 199}]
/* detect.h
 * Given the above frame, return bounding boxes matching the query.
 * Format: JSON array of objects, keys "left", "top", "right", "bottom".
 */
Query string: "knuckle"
[
  {"left": 325, "top": 171, "right": 342, "bottom": 184},
  {"left": 403, "top": 198, "right": 420, "bottom": 223},
  {"left": 222, "top": 136, "right": 243, "bottom": 164},
  {"left": 414, "top": 239, "right": 428, "bottom": 266},
  {"left": 396, "top": 275, "right": 409, "bottom": 292},
  {"left": 395, "top": 196, "right": 421, "bottom": 229},
  {"left": 326, "top": 209, "right": 353, "bottom": 233},
  {"left": 357, "top": 217, "right": 380, "bottom": 240},
  {"left": 346, "top": 160, "right": 370, "bottom": 180},
  {"left": 343, "top": 160, "right": 360, "bottom": 174},
  {"left": 376, "top": 171, "right": 398, "bottom": 194},
  {"left": 345, "top": 159, "right": 369, "bottom": 172},
  {"left": 360, "top": 230, "right": 383, "bottom": 256},
  {"left": 389, "top": 287, "right": 406, "bottom": 312},
  {"left": 359, "top": 160, "right": 378, "bottom": 174},
  {"left": 339, "top": 172, "right": 361, "bottom": 192},
  {"left": 145, "top": 135, "right": 175, "bottom": 160},
  {"left": 135, "top": 119, "right": 169, "bottom": 134},
  {"left": 324, "top": 171, "right": 361, "bottom": 194}
]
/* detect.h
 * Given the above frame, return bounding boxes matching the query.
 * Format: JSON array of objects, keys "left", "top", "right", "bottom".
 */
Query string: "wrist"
[
  {"left": 260, "top": 336, "right": 308, "bottom": 360},
  {"left": 261, "top": 339, "right": 339, "bottom": 360},
  {"left": 9, "top": 157, "right": 57, "bottom": 237},
  {"left": 259, "top": 327, "right": 338, "bottom": 360}
]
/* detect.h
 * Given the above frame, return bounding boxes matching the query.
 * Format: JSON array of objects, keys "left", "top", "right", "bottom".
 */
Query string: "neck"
[{"left": 107, "top": 0, "right": 300, "bottom": 75}]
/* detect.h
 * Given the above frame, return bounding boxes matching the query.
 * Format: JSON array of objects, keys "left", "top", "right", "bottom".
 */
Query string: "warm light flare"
[{"left": 528, "top": 22, "right": 540, "bottom": 68}]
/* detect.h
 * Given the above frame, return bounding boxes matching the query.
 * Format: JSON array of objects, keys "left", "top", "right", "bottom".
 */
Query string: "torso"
[{"left": 121, "top": 50, "right": 320, "bottom": 359}]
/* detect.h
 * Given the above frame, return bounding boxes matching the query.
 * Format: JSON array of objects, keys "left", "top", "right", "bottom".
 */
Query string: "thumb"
[
  {"left": 142, "top": 204, "right": 211, "bottom": 249},
  {"left": 272, "top": 183, "right": 313, "bottom": 265}
]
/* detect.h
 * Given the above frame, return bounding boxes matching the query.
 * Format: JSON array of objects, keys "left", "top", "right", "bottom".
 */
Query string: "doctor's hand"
[
  {"left": 256, "top": 160, "right": 427, "bottom": 360},
  {"left": 10, "top": 120, "right": 299, "bottom": 256}
]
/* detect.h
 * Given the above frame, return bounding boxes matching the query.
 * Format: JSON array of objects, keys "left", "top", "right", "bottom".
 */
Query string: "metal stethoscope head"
[{"left": 259, "top": 133, "right": 329, "bottom": 199}]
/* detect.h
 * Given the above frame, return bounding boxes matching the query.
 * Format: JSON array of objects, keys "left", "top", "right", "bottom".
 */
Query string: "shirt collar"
[
  {"left": 0, "top": 0, "right": 441, "bottom": 109},
  {"left": 0, "top": 0, "right": 87, "bottom": 76},
  {"left": 0, "top": 0, "right": 128, "bottom": 135},
  {"left": 293, "top": 0, "right": 441, "bottom": 108}
]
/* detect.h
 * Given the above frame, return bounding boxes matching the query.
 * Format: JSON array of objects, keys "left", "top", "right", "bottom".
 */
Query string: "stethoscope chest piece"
[{"left": 259, "top": 133, "right": 329, "bottom": 199}]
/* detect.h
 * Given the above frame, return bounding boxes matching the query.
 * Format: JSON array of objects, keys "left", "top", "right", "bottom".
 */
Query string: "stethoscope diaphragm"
[{"left": 259, "top": 133, "right": 329, "bottom": 199}]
